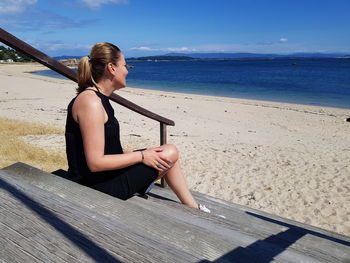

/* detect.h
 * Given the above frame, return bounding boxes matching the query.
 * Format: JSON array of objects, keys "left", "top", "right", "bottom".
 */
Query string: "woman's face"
[{"left": 112, "top": 53, "right": 128, "bottom": 89}]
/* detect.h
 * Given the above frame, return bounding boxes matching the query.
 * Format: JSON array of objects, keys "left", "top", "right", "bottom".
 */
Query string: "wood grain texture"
[
  {"left": 1, "top": 163, "right": 350, "bottom": 263},
  {"left": 0, "top": 171, "right": 200, "bottom": 263},
  {"left": 150, "top": 182, "right": 350, "bottom": 262}
]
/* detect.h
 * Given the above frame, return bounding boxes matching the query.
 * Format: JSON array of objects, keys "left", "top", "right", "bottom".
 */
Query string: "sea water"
[{"left": 33, "top": 58, "right": 350, "bottom": 108}]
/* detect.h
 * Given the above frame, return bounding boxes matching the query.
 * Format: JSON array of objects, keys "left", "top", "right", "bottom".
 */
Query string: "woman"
[{"left": 65, "top": 42, "right": 210, "bottom": 212}]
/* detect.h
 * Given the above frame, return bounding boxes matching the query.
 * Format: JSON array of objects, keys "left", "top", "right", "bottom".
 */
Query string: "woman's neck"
[{"left": 95, "top": 79, "right": 115, "bottom": 97}]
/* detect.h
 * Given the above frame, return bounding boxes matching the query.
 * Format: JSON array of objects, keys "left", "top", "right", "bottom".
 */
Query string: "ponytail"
[{"left": 77, "top": 56, "right": 93, "bottom": 93}]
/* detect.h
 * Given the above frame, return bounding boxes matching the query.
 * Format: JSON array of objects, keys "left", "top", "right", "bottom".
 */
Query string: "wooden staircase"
[{"left": 1, "top": 163, "right": 349, "bottom": 262}]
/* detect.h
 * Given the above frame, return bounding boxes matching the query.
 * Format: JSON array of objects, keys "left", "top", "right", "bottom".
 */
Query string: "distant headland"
[
  {"left": 0, "top": 45, "right": 33, "bottom": 62},
  {"left": 1, "top": 44, "right": 349, "bottom": 64},
  {"left": 54, "top": 52, "right": 350, "bottom": 62},
  {"left": 127, "top": 52, "right": 350, "bottom": 61}
]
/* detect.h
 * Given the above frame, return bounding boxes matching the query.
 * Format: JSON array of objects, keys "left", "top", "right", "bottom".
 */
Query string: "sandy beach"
[{"left": 0, "top": 63, "right": 349, "bottom": 236}]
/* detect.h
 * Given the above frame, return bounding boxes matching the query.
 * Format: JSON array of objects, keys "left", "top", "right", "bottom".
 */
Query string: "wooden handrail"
[
  {"left": 0, "top": 27, "right": 173, "bottom": 187},
  {"left": 0, "top": 28, "right": 174, "bottom": 126}
]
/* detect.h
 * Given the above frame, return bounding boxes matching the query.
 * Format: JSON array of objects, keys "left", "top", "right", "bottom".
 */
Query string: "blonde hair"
[{"left": 77, "top": 42, "right": 121, "bottom": 93}]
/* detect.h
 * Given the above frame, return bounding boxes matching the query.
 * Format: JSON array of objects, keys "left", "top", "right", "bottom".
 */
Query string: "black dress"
[{"left": 65, "top": 89, "right": 158, "bottom": 200}]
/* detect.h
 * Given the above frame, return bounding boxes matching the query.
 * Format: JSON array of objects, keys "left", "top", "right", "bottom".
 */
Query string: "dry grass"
[{"left": 0, "top": 117, "right": 67, "bottom": 172}]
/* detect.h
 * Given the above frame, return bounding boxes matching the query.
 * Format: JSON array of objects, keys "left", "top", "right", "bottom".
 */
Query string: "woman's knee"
[{"left": 160, "top": 144, "right": 179, "bottom": 162}]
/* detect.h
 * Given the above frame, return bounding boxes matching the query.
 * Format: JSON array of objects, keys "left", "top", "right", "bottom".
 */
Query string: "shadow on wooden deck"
[
  {"left": 0, "top": 176, "right": 122, "bottom": 263},
  {"left": 1, "top": 162, "right": 349, "bottom": 263}
]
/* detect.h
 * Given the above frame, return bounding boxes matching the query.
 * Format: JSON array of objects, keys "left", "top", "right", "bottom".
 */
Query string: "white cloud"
[
  {"left": 28, "top": 40, "right": 92, "bottom": 52},
  {"left": 129, "top": 46, "right": 197, "bottom": 52},
  {"left": 0, "top": 0, "right": 37, "bottom": 14},
  {"left": 163, "top": 47, "right": 196, "bottom": 52},
  {"left": 81, "top": 0, "right": 128, "bottom": 9},
  {"left": 130, "top": 46, "right": 155, "bottom": 51},
  {"left": 279, "top": 38, "right": 289, "bottom": 43},
  {"left": 0, "top": 10, "right": 96, "bottom": 32},
  {"left": 178, "top": 43, "right": 308, "bottom": 54}
]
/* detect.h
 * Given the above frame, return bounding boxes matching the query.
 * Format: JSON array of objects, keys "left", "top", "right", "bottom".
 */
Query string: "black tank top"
[{"left": 65, "top": 90, "right": 123, "bottom": 184}]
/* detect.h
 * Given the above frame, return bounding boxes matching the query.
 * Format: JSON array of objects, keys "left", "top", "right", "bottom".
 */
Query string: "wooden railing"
[{"left": 0, "top": 28, "right": 174, "bottom": 187}]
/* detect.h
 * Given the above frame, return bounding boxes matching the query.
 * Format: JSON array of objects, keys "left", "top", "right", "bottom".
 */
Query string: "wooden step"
[
  {"left": 150, "top": 183, "right": 350, "bottom": 262},
  {"left": 2, "top": 163, "right": 266, "bottom": 262},
  {"left": 0, "top": 170, "right": 200, "bottom": 263},
  {"left": 1, "top": 162, "right": 350, "bottom": 263}
]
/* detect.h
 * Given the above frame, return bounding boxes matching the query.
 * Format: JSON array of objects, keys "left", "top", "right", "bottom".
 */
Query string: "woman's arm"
[{"left": 73, "top": 92, "right": 171, "bottom": 172}]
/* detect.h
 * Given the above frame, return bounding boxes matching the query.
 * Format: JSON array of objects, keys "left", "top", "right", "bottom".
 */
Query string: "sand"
[{"left": 0, "top": 63, "right": 349, "bottom": 236}]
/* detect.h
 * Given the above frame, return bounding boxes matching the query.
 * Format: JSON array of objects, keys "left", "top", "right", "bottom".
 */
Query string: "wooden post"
[{"left": 160, "top": 123, "right": 168, "bottom": 188}]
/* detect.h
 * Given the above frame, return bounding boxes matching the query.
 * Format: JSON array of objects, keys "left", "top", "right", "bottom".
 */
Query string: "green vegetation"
[{"left": 0, "top": 45, "right": 33, "bottom": 62}]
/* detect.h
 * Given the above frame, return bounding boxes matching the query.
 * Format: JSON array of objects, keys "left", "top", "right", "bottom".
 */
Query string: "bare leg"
[
  {"left": 163, "top": 161, "right": 198, "bottom": 208},
  {"left": 156, "top": 144, "right": 198, "bottom": 209}
]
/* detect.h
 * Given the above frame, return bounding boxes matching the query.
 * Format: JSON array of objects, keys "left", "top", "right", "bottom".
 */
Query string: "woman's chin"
[{"left": 115, "top": 84, "right": 126, "bottom": 90}]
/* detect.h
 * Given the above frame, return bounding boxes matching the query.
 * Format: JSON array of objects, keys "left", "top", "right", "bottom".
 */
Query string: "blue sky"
[{"left": 1, "top": 0, "right": 350, "bottom": 57}]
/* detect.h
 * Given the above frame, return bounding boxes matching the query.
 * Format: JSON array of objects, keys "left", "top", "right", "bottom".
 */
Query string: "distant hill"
[
  {"left": 287, "top": 52, "right": 350, "bottom": 58},
  {"left": 52, "top": 53, "right": 350, "bottom": 62},
  {"left": 164, "top": 52, "right": 350, "bottom": 59},
  {"left": 0, "top": 45, "right": 33, "bottom": 62},
  {"left": 54, "top": 55, "right": 196, "bottom": 61},
  {"left": 164, "top": 52, "right": 280, "bottom": 59}
]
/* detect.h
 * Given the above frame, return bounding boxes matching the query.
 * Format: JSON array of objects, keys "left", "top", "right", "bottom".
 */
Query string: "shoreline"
[
  {"left": 10, "top": 63, "right": 350, "bottom": 115},
  {"left": 30, "top": 65, "right": 350, "bottom": 110},
  {"left": 1, "top": 63, "right": 349, "bottom": 236}
]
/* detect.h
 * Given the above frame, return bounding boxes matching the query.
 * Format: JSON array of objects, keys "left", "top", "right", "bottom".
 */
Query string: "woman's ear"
[{"left": 106, "top": 62, "right": 115, "bottom": 74}]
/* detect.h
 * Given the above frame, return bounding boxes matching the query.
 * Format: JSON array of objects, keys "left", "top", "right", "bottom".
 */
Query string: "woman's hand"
[{"left": 141, "top": 147, "right": 173, "bottom": 172}]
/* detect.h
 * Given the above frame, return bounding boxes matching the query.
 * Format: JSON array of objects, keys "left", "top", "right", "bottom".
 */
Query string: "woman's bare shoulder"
[{"left": 74, "top": 90, "right": 102, "bottom": 109}]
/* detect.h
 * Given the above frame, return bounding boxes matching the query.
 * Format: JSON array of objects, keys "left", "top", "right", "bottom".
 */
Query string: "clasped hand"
[{"left": 142, "top": 147, "right": 173, "bottom": 172}]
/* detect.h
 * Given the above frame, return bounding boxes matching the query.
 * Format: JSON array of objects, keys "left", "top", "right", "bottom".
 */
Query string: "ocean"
[{"left": 33, "top": 58, "right": 350, "bottom": 109}]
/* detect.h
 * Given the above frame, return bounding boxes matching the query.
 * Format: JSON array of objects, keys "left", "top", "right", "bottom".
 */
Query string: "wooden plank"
[
  {"left": 150, "top": 184, "right": 350, "bottom": 262},
  {"left": 152, "top": 183, "right": 350, "bottom": 240},
  {"left": 3, "top": 163, "right": 349, "bottom": 262},
  {"left": 0, "top": 171, "right": 201, "bottom": 263},
  {"left": 2, "top": 163, "right": 345, "bottom": 263},
  {"left": 0, "top": 28, "right": 174, "bottom": 126},
  {"left": 143, "top": 191, "right": 349, "bottom": 263},
  {"left": 1, "top": 164, "right": 263, "bottom": 262}
]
